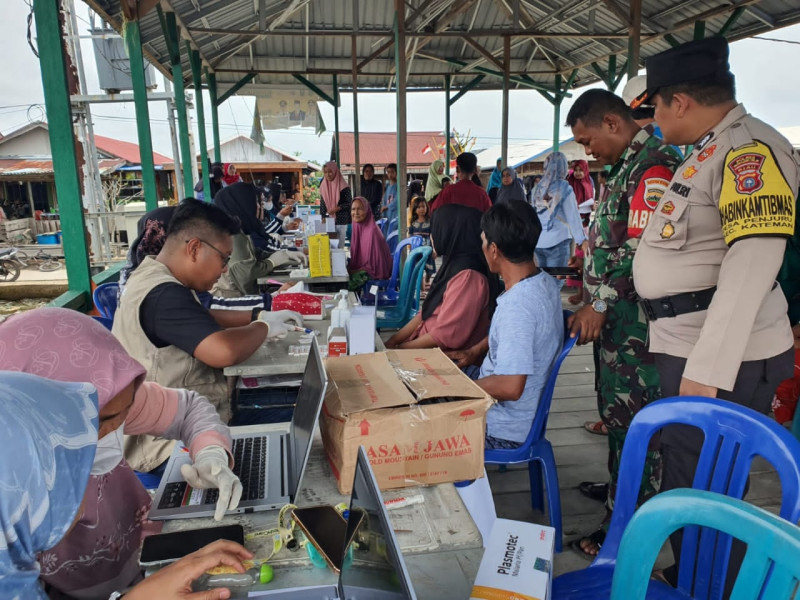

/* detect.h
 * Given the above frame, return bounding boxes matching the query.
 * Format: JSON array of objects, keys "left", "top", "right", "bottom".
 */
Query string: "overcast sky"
[{"left": 2, "top": 1, "right": 799, "bottom": 165}]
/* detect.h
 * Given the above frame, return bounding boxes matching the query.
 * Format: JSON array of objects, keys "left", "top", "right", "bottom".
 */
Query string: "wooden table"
[{"left": 160, "top": 425, "right": 483, "bottom": 599}]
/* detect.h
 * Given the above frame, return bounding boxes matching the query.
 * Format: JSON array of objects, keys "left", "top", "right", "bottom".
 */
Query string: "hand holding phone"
[
  {"left": 127, "top": 540, "right": 252, "bottom": 600},
  {"left": 139, "top": 524, "right": 245, "bottom": 567}
]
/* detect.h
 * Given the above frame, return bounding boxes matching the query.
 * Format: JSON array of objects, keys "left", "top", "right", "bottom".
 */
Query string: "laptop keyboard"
[{"left": 157, "top": 437, "right": 269, "bottom": 510}]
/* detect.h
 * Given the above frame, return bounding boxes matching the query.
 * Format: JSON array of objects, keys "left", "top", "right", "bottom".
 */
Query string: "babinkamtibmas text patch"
[
  {"left": 720, "top": 140, "right": 795, "bottom": 245},
  {"left": 471, "top": 519, "right": 555, "bottom": 600}
]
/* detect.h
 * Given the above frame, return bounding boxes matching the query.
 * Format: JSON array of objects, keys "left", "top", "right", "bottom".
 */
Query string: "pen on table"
[{"left": 383, "top": 494, "right": 424, "bottom": 510}]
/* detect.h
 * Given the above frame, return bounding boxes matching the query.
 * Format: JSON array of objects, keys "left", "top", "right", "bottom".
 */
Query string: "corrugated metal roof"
[
  {"left": 0, "top": 158, "right": 124, "bottom": 178},
  {"left": 94, "top": 134, "right": 173, "bottom": 165},
  {"left": 83, "top": 0, "right": 800, "bottom": 99},
  {"left": 337, "top": 131, "right": 446, "bottom": 171},
  {"left": 475, "top": 140, "right": 554, "bottom": 169}
]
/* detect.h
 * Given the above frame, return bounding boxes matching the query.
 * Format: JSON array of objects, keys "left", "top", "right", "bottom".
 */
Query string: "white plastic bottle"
[{"left": 337, "top": 295, "right": 351, "bottom": 330}]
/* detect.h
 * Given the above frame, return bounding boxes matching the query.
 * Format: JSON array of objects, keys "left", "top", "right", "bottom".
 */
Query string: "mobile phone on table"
[
  {"left": 139, "top": 524, "right": 244, "bottom": 567},
  {"left": 292, "top": 505, "right": 365, "bottom": 573},
  {"left": 541, "top": 266, "right": 580, "bottom": 277}
]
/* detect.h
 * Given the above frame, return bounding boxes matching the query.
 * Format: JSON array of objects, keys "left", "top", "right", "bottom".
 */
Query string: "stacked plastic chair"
[
  {"left": 553, "top": 397, "right": 800, "bottom": 598},
  {"left": 362, "top": 235, "right": 425, "bottom": 306},
  {"left": 375, "top": 246, "right": 431, "bottom": 330}
]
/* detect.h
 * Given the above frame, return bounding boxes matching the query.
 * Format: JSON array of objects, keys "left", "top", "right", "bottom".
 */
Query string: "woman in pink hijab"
[
  {"left": 349, "top": 196, "right": 392, "bottom": 280},
  {"left": 0, "top": 308, "right": 238, "bottom": 598},
  {"left": 319, "top": 160, "right": 352, "bottom": 248}
]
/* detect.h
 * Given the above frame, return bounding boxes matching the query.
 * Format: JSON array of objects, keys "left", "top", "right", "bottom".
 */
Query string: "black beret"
[{"left": 636, "top": 37, "right": 731, "bottom": 106}]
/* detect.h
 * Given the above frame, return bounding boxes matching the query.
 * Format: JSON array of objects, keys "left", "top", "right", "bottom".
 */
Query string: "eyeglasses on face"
[{"left": 185, "top": 238, "right": 231, "bottom": 267}]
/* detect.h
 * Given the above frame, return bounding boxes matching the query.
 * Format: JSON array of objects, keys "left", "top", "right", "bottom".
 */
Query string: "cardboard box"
[
  {"left": 320, "top": 349, "right": 494, "bottom": 493},
  {"left": 347, "top": 305, "right": 376, "bottom": 355},
  {"left": 328, "top": 327, "right": 348, "bottom": 357},
  {"left": 470, "top": 519, "right": 555, "bottom": 600}
]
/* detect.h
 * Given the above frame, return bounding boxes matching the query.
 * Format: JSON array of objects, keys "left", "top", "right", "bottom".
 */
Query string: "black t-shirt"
[{"left": 140, "top": 283, "right": 223, "bottom": 354}]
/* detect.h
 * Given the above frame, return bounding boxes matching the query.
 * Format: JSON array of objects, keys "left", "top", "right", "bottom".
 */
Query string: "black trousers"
[{"left": 656, "top": 347, "right": 794, "bottom": 597}]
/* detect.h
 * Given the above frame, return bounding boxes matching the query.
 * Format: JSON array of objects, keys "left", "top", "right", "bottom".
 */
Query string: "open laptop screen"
[
  {"left": 288, "top": 337, "right": 326, "bottom": 496},
  {"left": 339, "top": 446, "right": 417, "bottom": 600}
]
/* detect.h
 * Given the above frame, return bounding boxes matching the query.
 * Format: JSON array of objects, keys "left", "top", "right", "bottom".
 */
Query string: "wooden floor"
[{"left": 485, "top": 294, "right": 784, "bottom": 576}]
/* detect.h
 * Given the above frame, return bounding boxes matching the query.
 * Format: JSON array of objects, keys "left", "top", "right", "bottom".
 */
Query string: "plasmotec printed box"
[{"left": 470, "top": 519, "right": 555, "bottom": 600}]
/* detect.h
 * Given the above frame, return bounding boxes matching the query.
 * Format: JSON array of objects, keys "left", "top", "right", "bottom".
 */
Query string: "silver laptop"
[
  {"left": 149, "top": 337, "right": 327, "bottom": 520},
  {"left": 249, "top": 446, "right": 416, "bottom": 599},
  {"left": 338, "top": 446, "right": 417, "bottom": 600}
]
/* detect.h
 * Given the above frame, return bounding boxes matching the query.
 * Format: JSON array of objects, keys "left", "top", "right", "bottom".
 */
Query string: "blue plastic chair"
[
  {"left": 384, "top": 217, "right": 398, "bottom": 237},
  {"left": 93, "top": 282, "right": 119, "bottom": 319},
  {"left": 553, "top": 397, "right": 800, "bottom": 599},
  {"left": 386, "top": 229, "right": 399, "bottom": 254},
  {"left": 611, "top": 489, "right": 800, "bottom": 600},
  {"left": 376, "top": 218, "right": 387, "bottom": 233},
  {"left": 484, "top": 310, "right": 576, "bottom": 553},
  {"left": 363, "top": 236, "right": 425, "bottom": 306},
  {"left": 92, "top": 316, "right": 114, "bottom": 331},
  {"left": 376, "top": 246, "right": 431, "bottom": 329}
]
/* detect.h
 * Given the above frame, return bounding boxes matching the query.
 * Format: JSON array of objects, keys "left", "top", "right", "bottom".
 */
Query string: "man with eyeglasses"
[{"left": 113, "top": 199, "right": 302, "bottom": 472}]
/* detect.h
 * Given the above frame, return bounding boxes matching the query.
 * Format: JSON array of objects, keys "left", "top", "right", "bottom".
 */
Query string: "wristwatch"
[{"left": 591, "top": 299, "right": 608, "bottom": 314}]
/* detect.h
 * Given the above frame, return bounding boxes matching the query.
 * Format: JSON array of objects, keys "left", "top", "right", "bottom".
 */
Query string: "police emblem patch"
[
  {"left": 727, "top": 152, "right": 765, "bottom": 194},
  {"left": 660, "top": 221, "right": 675, "bottom": 239},
  {"left": 643, "top": 177, "right": 669, "bottom": 210},
  {"left": 698, "top": 144, "right": 717, "bottom": 162},
  {"left": 661, "top": 200, "right": 675, "bottom": 215},
  {"left": 682, "top": 166, "right": 698, "bottom": 179}
]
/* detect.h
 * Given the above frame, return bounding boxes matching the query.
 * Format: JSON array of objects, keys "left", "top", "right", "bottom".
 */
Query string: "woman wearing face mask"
[
  {"left": 212, "top": 182, "right": 307, "bottom": 297},
  {"left": 0, "top": 308, "right": 241, "bottom": 599},
  {"left": 0, "top": 371, "right": 252, "bottom": 600}
]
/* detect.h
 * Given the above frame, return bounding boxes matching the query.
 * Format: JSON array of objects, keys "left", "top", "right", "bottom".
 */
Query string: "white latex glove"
[
  {"left": 258, "top": 309, "right": 304, "bottom": 339},
  {"left": 286, "top": 250, "right": 308, "bottom": 266},
  {"left": 268, "top": 249, "right": 306, "bottom": 269},
  {"left": 180, "top": 445, "right": 242, "bottom": 521}
]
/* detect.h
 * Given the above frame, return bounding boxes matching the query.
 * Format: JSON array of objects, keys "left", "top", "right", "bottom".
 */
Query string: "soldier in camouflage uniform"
[{"left": 565, "top": 89, "right": 682, "bottom": 556}]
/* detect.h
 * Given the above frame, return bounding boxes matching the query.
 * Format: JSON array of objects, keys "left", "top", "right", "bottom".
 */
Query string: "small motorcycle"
[{"left": 0, "top": 248, "right": 21, "bottom": 282}]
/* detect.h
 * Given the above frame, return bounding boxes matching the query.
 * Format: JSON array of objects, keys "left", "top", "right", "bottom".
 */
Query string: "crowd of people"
[{"left": 1, "top": 36, "right": 799, "bottom": 600}]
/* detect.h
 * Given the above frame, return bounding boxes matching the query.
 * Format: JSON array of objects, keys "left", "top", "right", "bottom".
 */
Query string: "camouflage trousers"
[{"left": 595, "top": 297, "right": 662, "bottom": 511}]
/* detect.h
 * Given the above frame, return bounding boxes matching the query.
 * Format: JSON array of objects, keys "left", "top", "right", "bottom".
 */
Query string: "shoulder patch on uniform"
[
  {"left": 720, "top": 140, "right": 795, "bottom": 245},
  {"left": 628, "top": 165, "right": 675, "bottom": 238},
  {"left": 643, "top": 176, "right": 670, "bottom": 210},
  {"left": 682, "top": 165, "right": 698, "bottom": 179}
]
